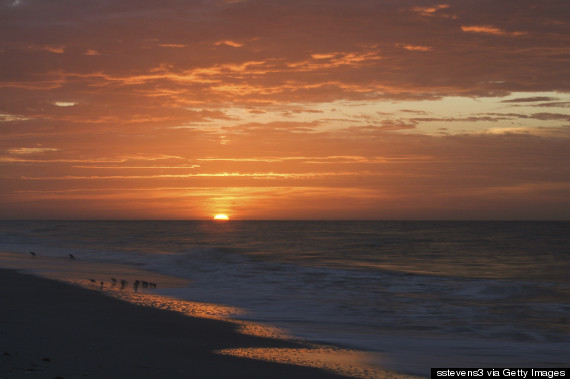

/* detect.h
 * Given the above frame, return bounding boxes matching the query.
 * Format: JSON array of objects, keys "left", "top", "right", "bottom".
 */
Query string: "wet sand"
[{"left": 0, "top": 268, "right": 354, "bottom": 379}]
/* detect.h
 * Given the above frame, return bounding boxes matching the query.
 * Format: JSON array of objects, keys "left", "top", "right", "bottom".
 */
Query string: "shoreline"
[
  {"left": 0, "top": 268, "right": 355, "bottom": 378},
  {"left": 0, "top": 263, "right": 419, "bottom": 378}
]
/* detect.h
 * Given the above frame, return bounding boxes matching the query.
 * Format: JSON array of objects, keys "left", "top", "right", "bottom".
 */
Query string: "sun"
[{"left": 213, "top": 214, "right": 230, "bottom": 221}]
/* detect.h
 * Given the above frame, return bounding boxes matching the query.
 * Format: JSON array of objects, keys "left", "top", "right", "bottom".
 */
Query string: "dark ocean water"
[{"left": 1, "top": 220, "right": 569, "bottom": 375}]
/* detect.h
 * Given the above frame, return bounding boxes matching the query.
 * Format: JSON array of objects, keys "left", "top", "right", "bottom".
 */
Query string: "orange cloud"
[
  {"left": 411, "top": 4, "right": 450, "bottom": 16},
  {"left": 83, "top": 49, "right": 101, "bottom": 55},
  {"left": 400, "top": 45, "right": 432, "bottom": 52},
  {"left": 158, "top": 44, "right": 187, "bottom": 48},
  {"left": 215, "top": 40, "right": 244, "bottom": 48},
  {"left": 461, "top": 25, "right": 526, "bottom": 37},
  {"left": 5, "top": 147, "right": 59, "bottom": 155},
  {"left": 27, "top": 45, "right": 65, "bottom": 54}
]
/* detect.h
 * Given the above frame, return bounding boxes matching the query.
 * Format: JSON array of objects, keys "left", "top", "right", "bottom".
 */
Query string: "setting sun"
[{"left": 213, "top": 214, "right": 230, "bottom": 221}]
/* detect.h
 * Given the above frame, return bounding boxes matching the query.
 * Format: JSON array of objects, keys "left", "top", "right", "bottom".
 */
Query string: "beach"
[
  {"left": 0, "top": 267, "right": 416, "bottom": 379},
  {"left": 0, "top": 268, "right": 359, "bottom": 379},
  {"left": 1, "top": 221, "right": 568, "bottom": 377}
]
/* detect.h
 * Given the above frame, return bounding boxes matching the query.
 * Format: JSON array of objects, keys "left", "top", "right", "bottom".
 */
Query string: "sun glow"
[{"left": 213, "top": 214, "right": 230, "bottom": 221}]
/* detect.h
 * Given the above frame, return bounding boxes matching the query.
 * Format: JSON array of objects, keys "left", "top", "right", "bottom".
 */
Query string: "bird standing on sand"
[
  {"left": 68, "top": 253, "right": 76, "bottom": 260},
  {"left": 29, "top": 252, "right": 36, "bottom": 257}
]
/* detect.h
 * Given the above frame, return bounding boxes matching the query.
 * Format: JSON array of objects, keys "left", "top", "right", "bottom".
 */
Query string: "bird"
[
  {"left": 120, "top": 279, "right": 128, "bottom": 289},
  {"left": 68, "top": 253, "right": 76, "bottom": 260},
  {"left": 29, "top": 251, "right": 36, "bottom": 257},
  {"left": 149, "top": 282, "right": 157, "bottom": 289}
]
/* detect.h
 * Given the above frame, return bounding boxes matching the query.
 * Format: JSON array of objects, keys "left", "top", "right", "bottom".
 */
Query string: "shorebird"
[
  {"left": 68, "top": 253, "right": 76, "bottom": 260},
  {"left": 149, "top": 282, "right": 157, "bottom": 289},
  {"left": 142, "top": 281, "right": 149, "bottom": 288},
  {"left": 120, "top": 279, "right": 128, "bottom": 289},
  {"left": 29, "top": 251, "right": 36, "bottom": 257}
]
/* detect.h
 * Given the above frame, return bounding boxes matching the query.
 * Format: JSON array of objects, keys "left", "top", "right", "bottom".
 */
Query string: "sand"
[{"left": 0, "top": 268, "right": 353, "bottom": 379}]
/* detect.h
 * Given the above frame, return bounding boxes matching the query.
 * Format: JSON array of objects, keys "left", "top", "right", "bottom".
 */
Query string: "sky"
[{"left": 0, "top": 0, "right": 569, "bottom": 220}]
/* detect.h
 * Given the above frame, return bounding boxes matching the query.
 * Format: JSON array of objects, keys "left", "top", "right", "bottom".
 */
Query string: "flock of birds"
[
  {"left": 29, "top": 251, "right": 158, "bottom": 291},
  {"left": 89, "top": 278, "right": 158, "bottom": 291}
]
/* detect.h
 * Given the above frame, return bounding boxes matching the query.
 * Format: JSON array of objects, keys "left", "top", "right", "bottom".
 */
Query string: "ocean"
[{"left": 0, "top": 220, "right": 569, "bottom": 376}]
